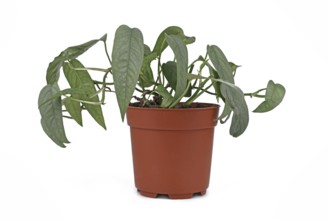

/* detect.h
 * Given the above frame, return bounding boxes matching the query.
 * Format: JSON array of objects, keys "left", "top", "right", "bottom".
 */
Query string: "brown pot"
[{"left": 127, "top": 103, "right": 219, "bottom": 199}]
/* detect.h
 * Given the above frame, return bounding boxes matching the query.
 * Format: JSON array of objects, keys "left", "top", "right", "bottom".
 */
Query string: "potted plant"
[{"left": 38, "top": 25, "right": 285, "bottom": 199}]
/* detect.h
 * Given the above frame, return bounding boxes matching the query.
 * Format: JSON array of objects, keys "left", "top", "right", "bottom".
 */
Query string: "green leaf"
[
  {"left": 63, "top": 34, "right": 107, "bottom": 60},
  {"left": 46, "top": 34, "right": 107, "bottom": 85},
  {"left": 207, "top": 46, "right": 248, "bottom": 137},
  {"left": 207, "top": 63, "right": 223, "bottom": 101},
  {"left": 139, "top": 65, "right": 155, "bottom": 88},
  {"left": 207, "top": 45, "right": 234, "bottom": 83},
  {"left": 144, "top": 44, "right": 152, "bottom": 56},
  {"left": 38, "top": 84, "right": 69, "bottom": 147},
  {"left": 112, "top": 25, "right": 144, "bottom": 120},
  {"left": 152, "top": 26, "right": 195, "bottom": 56},
  {"left": 253, "top": 80, "right": 286, "bottom": 113},
  {"left": 156, "top": 85, "right": 174, "bottom": 107},
  {"left": 63, "top": 97, "right": 82, "bottom": 126},
  {"left": 162, "top": 61, "right": 191, "bottom": 97},
  {"left": 162, "top": 61, "right": 177, "bottom": 90},
  {"left": 46, "top": 54, "right": 65, "bottom": 85},
  {"left": 218, "top": 103, "right": 232, "bottom": 124},
  {"left": 229, "top": 62, "right": 240, "bottom": 76},
  {"left": 38, "top": 87, "right": 89, "bottom": 108},
  {"left": 165, "top": 35, "right": 188, "bottom": 107},
  {"left": 139, "top": 48, "right": 157, "bottom": 88},
  {"left": 63, "top": 59, "right": 106, "bottom": 129},
  {"left": 220, "top": 84, "right": 249, "bottom": 137}
]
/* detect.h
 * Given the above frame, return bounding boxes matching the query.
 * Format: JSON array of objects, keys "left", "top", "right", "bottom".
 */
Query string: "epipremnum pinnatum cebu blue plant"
[{"left": 38, "top": 25, "right": 286, "bottom": 147}]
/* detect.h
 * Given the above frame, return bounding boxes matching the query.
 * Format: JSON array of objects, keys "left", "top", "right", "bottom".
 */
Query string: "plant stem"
[
  {"left": 68, "top": 64, "right": 111, "bottom": 73},
  {"left": 64, "top": 96, "right": 103, "bottom": 105},
  {"left": 191, "top": 86, "right": 217, "bottom": 95},
  {"left": 157, "top": 56, "right": 163, "bottom": 85},
  {"left": 184, "top": 78, "right": 211, "bottom": 106},
  {"left": 244, "top": 88, "right": 266, "bottom": 98},
  {"left": 93, "top": 80, "right": 114, "bottom": 85},
  {"left": 103, "top": 41, "right": 112, "bottom": 65}
]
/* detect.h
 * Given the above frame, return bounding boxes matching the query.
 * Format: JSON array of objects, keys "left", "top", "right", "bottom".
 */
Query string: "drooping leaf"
[
  {"left": 112, "top": 25, "right": 144, "bottom": 120},
  {"left": 156, "top": 85, "right": 174, "bottom": 107},
  {"left": 38, "top": 84, "right": 69, "bottom": 147},
  {"left": 46, "top": 34, "right": 107, "bottom": 85},
  {"left": 63, "top": 59, "right": 106, "bottom": 129},
  {"left": 63, "top": 97, "right": 82, "bottom": 126},
  {"left": 165, "top": 34, "right": 188, "bottom": 107},
  {"left": 63, "top": 34, "right": 107, "bottom": 60},
  {"left": 207, "top": 45, "right": 234, "bottom": 83},
  {"left": 220, "top": 84, "right": 249, "bottom": 137},
  {"left": 153, "top": 26, "right": 195, "bottom": 56},
  {"left": 46, "top": 54, "right": 65, "bottom": 85},
  {"left": 253, "top": 80, "right": 286, "bottom": 113},
  {"left": 38, "top": 87, "right": 89, "bottom": 108},
  {"left": 207, "top": 45, "right": 249, "bottom": 136},
  {"left": 218, "top": 103, "right": 232, "bottom": 124}
]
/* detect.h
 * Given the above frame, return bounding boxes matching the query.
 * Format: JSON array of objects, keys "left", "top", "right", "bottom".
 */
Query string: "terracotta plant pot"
[{"left": 127, "top": 103, "right": 219, "bottom": 199}]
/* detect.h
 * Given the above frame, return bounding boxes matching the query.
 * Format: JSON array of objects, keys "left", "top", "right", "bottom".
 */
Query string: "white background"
[{"left": 1, "top": 0, "right": 328, "bottom": 219}]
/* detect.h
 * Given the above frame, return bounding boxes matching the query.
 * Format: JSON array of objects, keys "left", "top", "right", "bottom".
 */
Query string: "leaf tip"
[{"left": 100, "top": 34, "right": 107, "bottom": 42}]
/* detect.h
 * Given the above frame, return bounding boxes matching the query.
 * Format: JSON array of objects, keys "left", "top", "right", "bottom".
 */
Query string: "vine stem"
[
  {"left": 103, "top": 41, "right": 112, "bottom": 65},
  {"left": 244, "top": 88, "right": 266, "bottom": 98},
  {"left": 93, "top": 80, "right": 114, "bottom": 85},
  {"left": 67, "top": 63, "right": 111, "bottom": 73}
]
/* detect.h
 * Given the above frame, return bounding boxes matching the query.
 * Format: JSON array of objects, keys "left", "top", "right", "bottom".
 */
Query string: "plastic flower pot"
[{"left": 127, "top": 103, "right": 219, "bottom": 199}]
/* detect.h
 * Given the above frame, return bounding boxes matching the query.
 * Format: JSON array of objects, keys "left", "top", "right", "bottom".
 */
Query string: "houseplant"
[{"left": 38, "top": 25, "right": 285, "bottom": 199}]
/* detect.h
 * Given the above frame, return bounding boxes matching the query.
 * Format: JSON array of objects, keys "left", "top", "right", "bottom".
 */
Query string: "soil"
[{"left": 129, "top": 102, "right": 215, "bottom": 109}]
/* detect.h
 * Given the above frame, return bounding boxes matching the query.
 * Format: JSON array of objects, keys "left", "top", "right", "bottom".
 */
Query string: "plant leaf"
[
  {"left": 165, "top": 34, "right": 188, "bottom": 107},
  {"left": 139, "top": 64, "right": 154, "bottom": 88},
  {"left": 63, "top": 59, "right": 106, "bottom": 129},
  {"left": 253, "top": 80, "right": 286, "bottom": 113},
  {"left": 162, "top": 61, "right": 177, "bottom": 90},
  {"left": 38, "top": 87, "right": 89, "bottom": 108},
  {"left": 139, "top": 48, "right": 157, "bottom": 88},
  {"left": 220, "top": 84, "right": 249, "bottom": 137},
  {"left": 156, "top": 85, "right": 174, "bottom": 107},
  {"left": 207, "top": 45, "right": 234, "bottom": 83},
  {"left": 207, "top": 63, "right": 223, "bottom": 101},
  {"left": 229, "top": 62, "right": 240, "bottom": 76},
  {"left": 207, "top": 45, "right": 249, "bottom": 136},
  {"left": 38, "top": 84, "right": 69, "bottom": 147},
  {"left": 46, "top": 34, "right": 107, "bottom": 85},
  {"left": 218, "top": 103, "right": 232, "bottom": 124},
  {"left": 112, "top": 25, "right": 144, "bottom": 120},
  {"left": 63, "top": 97, "right": 82, "bottom": 126},
  {"left": 153, "top": 26, "right": 195, "bottom": 56}
]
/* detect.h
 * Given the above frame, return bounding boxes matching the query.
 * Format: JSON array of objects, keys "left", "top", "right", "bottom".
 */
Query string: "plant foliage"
[{"left": 38, "top": 25, "right": 286, "bottom": 147}]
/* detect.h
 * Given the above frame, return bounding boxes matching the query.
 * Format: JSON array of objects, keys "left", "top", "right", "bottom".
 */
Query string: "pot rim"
[
  {"left": 128, "top": 102, "right": 220, "bottom": 112},
  {"left": 127, "top": 102, "right": 220, "bottom": 130}
]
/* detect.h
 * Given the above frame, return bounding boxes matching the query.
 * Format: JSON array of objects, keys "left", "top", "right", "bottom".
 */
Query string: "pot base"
[{"left": 138, "top": 189, "right": 207, "bottom": 199}]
